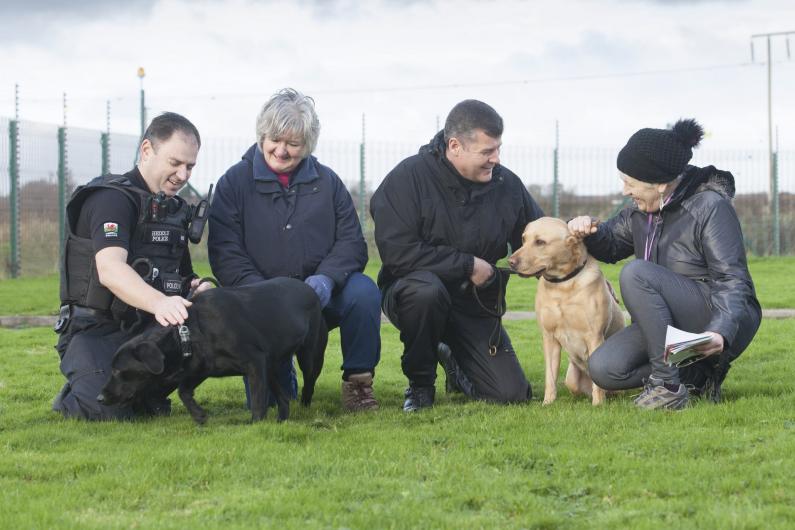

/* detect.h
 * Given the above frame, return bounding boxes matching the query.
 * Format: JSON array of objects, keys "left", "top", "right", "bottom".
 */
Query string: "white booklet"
[{"left": 664, "top": 325, "right": 711, "bottom": 367}]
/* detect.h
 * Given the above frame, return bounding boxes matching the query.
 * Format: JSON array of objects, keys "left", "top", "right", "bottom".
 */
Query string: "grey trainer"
[{"left": 634, "top": 378, "right": 689, "bottom": 410}]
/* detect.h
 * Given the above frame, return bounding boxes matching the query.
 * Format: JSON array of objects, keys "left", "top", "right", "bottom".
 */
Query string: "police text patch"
[{"left": 150, "top": 230, "right": 171, "bottom": 243}]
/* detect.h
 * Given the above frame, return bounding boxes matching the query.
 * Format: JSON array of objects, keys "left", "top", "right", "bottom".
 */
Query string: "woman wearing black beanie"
[{"left": 568, "top": 119, "right": 761, "bottom": 410}]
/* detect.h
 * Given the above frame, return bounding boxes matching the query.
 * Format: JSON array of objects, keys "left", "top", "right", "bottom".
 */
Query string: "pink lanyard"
[{"left": 643, "top": 195, "right": 672, "bottom": 261}]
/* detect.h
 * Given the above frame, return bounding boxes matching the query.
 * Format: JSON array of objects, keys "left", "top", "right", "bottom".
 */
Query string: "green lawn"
[
  {"left": 2, "top": 257, "right": 795, "bottom": 528},
  {"left": 2, "top": 256, "right": 794, "bottom": 316},
  {"left": 2, "top": 318, "right": 795, "bottom": 528}
]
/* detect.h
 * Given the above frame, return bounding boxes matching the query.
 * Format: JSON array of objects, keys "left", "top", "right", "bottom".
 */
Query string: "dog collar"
[{"left": 543, "top": 260, "right": 587, "bottom": 283}]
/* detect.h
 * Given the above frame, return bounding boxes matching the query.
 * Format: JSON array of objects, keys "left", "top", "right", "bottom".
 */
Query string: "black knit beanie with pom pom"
[{"left": 616, "top": 118, "right": 704, "bottom": 183}]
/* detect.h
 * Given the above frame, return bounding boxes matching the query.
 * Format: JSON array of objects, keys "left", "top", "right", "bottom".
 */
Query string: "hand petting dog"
[{"left": 567, "top": 216, "right": 600, "bottom": 238}]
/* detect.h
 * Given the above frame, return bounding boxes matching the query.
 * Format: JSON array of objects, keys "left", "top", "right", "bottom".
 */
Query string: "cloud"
[
  {"left": 632, "top": 0, "right": 747, "bottom": 4},
  {"left": 0, "top": 0, "right": 156, "bottom": 15},
  {"left": 0, "top": 0, "right": 159, "bottom": 44}
]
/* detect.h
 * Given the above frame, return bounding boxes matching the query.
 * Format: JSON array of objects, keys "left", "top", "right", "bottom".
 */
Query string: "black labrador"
[{"left": 98, "top": 277, "right": 328, "bottom": 423}]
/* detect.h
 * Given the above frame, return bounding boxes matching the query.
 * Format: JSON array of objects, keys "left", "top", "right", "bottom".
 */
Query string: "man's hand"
[
  {"left": 693, "top": 331, "right": 724, "bottom": 357},
  {"left": 152, "top": 295, "right": 192, "bottom": 326},
  {"left": 97, "top": 247, "right": 192, "bottom": 325},
  {"left": 470, "top": 257, "right": 495, "bottom": 287},
  {"left": 567, "top": 216, "right": 599, "bottom": 238}
]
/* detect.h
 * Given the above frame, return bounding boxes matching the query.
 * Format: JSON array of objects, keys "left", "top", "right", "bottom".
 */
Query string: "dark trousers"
[
  {"left": 244, "top": 272, "right": 382, "bottom": 406},
  {"left": 382, "top": 271, "right": 530, "bottom": 403},
  {"left": 53, "top": 316, "right": 167, "bottom": 420},
  {"left": 589, "top": 259, "right": 722, "bottom": 389}
]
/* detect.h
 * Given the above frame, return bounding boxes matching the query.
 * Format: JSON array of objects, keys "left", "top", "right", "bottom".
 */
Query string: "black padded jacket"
[
  {"left": 370, "top": 131, "right": 544, "bottom": 315},
  {"left": 584, "top": 165, "right": 761, "bottom": 356}
]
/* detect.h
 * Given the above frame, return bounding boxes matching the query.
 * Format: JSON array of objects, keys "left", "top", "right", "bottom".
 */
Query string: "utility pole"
[
  {"left": 750, "top": 30, "right": 793, "bottom": 256},
  {"left": 136, "top": 67, "right": 146, "bottom": 165},
  {"left": 138, "top": 66, "right": 146, "bottom": 139}
]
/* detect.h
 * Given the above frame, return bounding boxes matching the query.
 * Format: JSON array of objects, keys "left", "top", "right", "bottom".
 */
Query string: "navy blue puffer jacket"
[{"left": 208, "top": 144, "right": 367, "bottom": 289}]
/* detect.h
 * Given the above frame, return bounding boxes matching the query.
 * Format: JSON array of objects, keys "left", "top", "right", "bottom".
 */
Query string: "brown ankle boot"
[{"left": 342, "top": 372, "right": 379, "bottom": 411}]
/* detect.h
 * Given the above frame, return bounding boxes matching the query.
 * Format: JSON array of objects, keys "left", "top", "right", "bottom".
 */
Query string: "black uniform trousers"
[
  {"left": 382, "top": 271, "right": 531, "bottom": 403},
  {"left": 54, "top": 311, "right": 171, "bottom": 420}
]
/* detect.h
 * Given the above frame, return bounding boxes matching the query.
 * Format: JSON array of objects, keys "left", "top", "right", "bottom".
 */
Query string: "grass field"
[
  {"left": 2, "top": 256, "right": 795, "bottom": 315},
  {"left": 1, "top": 258, "right": 795, "bottom": 528}
]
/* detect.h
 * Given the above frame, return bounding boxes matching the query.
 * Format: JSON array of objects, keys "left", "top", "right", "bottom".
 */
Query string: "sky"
[{"left": 1, "top": 0, "right": 793, "bottom": 157}]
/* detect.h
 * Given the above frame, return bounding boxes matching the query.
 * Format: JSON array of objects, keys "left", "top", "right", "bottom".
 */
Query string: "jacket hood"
[
  {"left": 668, "top": 165, "right": 736, "bottom": 207},
  {"left": 419, "top": 130, "right": 446, "bottom": 157},
  {"left": 242, "top": 143, "right": 258, "bottom": 164}
]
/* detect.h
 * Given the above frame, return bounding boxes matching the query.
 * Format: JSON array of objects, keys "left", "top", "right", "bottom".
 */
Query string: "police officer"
[{"left": 52, "top": 112, "right": 211, "bottom": 420}]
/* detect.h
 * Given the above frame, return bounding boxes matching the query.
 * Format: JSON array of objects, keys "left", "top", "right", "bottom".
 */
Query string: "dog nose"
[
  {"left": 507, "top": 256, "right": 517, "bottom": 269},
  {"left": 96, "top": 393, "right": 105, "bottom": 403}
]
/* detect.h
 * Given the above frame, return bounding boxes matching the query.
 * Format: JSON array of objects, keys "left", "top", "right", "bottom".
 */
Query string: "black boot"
[
  {"left": 705, "top": 360, "right": 731, "bottom": 404},
  {"left": 403, "top": 385, "right": 435, "bottom": 412},
  {"left": 437, "top": 342, "right": 476, "bottom": 397}
]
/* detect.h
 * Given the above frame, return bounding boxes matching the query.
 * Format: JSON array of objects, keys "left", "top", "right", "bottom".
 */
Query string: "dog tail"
[
  {"left": 605, "top": 279, "right": 620, "bottom": 305},
  {"left": 297, "top": 307, "right": 328, "bottom": 407}
]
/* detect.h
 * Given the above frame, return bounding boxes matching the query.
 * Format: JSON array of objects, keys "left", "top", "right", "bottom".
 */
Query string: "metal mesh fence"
[
  {"left": 108, "top": 133, "right": 141, "bottom": 175},
  {"left": 1, "top": 117, "right": 793, "bottom": 278},
  {"left": 0, "top": 117, "right": 9, "bottom": 277},
  {"left": 17, "top": 120, "right": 60, "bottom": 276}
]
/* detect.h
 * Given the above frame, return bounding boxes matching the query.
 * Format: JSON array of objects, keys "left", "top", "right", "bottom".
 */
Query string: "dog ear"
[
  {"left": 135, "top": 341, "right": 165, "bottom": 375},
  {"left": 565, "top": 234, "right": 579, "bottom": 248},
  {"left": 566, "top": 234, "right": 585, "bottom": 263}
]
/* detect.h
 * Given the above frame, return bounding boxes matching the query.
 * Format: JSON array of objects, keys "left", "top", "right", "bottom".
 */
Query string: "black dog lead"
[
  {"left": 186, "top": 276, "right": 219, "bottom": 300},
  {"left": 459, "top": 265, "right": 518, "bottom": 356}
]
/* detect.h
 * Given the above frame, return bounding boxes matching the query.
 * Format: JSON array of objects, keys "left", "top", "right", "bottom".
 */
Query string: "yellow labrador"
[{"left": 508, "top": 217, "right": 624, "bottom": 405}]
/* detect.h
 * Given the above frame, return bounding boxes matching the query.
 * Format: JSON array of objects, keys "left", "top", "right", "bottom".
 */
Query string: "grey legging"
[{"left": 588, "top": 259, "right": 713, "bottom": 389}]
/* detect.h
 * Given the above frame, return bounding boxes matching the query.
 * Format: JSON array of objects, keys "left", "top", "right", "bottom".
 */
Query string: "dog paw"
[
  {"left": 191, "top": 412, "right": 208, "bottom": 425},
  {"left": 542, "top": 398, "right": 555, "bottom": 406}
]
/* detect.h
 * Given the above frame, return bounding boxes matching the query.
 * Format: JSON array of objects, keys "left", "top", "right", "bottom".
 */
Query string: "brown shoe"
[{"left": 342, "top": 372, "right": 379, "bottom": 411}]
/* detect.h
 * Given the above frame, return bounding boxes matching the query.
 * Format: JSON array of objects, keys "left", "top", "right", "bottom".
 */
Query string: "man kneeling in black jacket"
[{"left": 370, "top": 100, "right": 544, "bottom": 412}]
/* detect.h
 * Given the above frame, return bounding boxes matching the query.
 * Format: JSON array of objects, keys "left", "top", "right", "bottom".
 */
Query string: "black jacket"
[
  {"left": 585, "top": 165, "right": 761, "bottom": 355},
  {"left": 370, "top": 131, "right": 544, "bottom": 312},
  {"left": 208, "top": 144, "right": 368, "bottom": 289}
]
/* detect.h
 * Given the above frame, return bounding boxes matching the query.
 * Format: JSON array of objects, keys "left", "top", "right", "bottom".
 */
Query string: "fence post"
[
  {"left": 101, "top": 132, "right": 110, "bottom": 175},
  {"left": 359, "top": 113, "right": 366, "bottom": 227},
  {"left": 101, "top": 99, "right": 111, "bottom": 175},
  {"left": 8, "top": 119, "right": 20, "bottom": 278},
  {"left": 552, "top": 120, "right": 560, "bottom": 218},
  {"left": 772, "top": 148, "right": 780, "bottom": 255},
  {"left": 58, "top": 126, "right": 67, "bottom": 257}
]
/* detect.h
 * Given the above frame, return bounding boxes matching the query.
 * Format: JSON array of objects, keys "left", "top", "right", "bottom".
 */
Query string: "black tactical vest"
[{"left": 60, "top": 174, "right": 193, "bottom": 319}]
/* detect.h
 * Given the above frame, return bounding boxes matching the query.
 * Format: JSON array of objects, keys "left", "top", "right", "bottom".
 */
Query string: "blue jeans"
[{"left": 245, "top": 272, "right": 381, "bottom": 407}]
